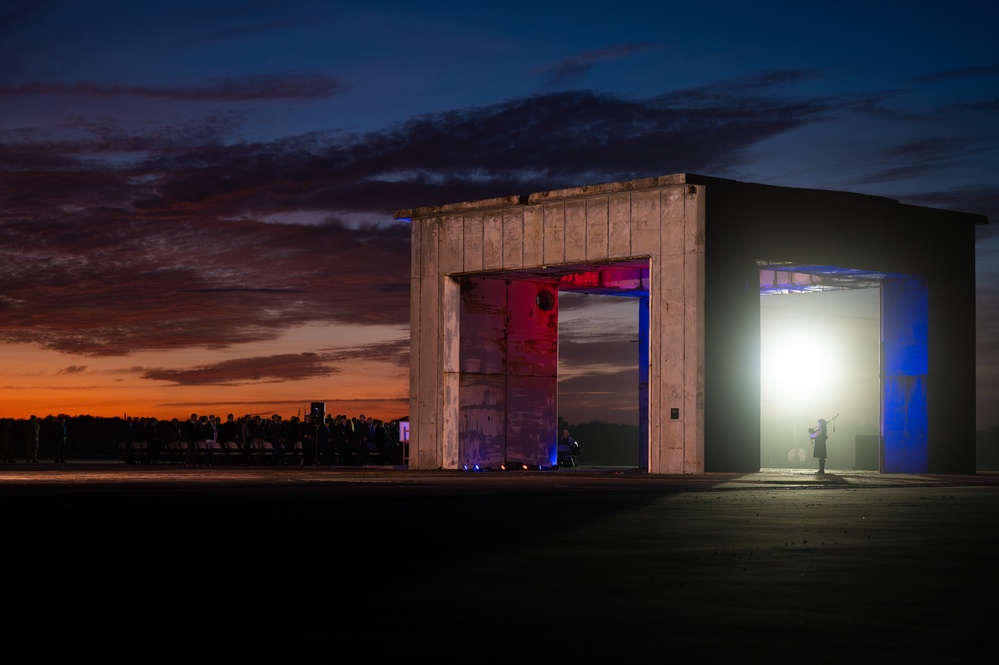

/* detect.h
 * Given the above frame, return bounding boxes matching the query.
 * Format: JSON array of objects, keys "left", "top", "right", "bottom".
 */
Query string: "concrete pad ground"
[{"left": 2, "top": 464, "right": 996, "bottom": 662}]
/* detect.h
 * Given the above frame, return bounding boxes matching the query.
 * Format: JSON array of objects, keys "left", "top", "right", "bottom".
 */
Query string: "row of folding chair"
[{"left": 117, "top": 438, "right": 321, "bottom": 466}]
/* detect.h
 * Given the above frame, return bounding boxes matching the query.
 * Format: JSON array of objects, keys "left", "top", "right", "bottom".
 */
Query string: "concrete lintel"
[
  {"left": 527, "top": 174, "right": 689, "bottom": 205},
  {"left": 395, "top": 194, "right": 528, "bottom": 219},
  {"left": 395, "top": 174, "right": 696, "bottom": 220}
]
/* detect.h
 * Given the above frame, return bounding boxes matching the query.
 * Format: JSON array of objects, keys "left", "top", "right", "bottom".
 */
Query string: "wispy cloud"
[
  {"left": 537, "top": 43, "right": 662, "bottom": 89},
  {"left": 2, "top": 73, "right": 348, "bottom": 101},
  {"left": 142, "top": 352, "right": 339, "bottom": 386},
  {"left": 1, "top": 79, "right": 993, "bottom": 366},
  {"left": 910, "top": 62, "right": 999, "bottom": 84}
]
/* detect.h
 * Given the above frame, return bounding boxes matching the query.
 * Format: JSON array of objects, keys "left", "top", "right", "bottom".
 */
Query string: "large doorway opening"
[
  {"left": 450, "top": 259, "right": 649, "bottom": 471},
  {"left": 557, "top": 291, "right": 641, "bottom": 469},
  {"left": 760, "top": 286, "right": 880, "bottom": 471},
  {"left": 758, "top": 262, "right": 930, "bottom": 473}
]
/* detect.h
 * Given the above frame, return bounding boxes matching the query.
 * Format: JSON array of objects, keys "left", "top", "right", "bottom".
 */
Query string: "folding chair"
[
  {"left": 257, "top": 440, "right": 274, "bottom": 464},
  {"left": 173, "top": 440, "right": 190, "bottom": 465},
  {"left": 130, "top": 440, "right": 148, "bottom": 464},
  {"left": 207, "top": 440, "right": 224, "bottom": 465},
  {"left": 223, "top": 440, "right": 243, "bottom": 465},
  {"left": 288, "top": 441, "right": 304, "bottom": 466},
  {"left": 191, "top": 440, "right": 207, "bottom": 465}
]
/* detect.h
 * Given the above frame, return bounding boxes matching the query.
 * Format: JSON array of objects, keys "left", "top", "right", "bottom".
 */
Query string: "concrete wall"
[{"left": 403, "top": 176, "right": 706, "bottom": 472}]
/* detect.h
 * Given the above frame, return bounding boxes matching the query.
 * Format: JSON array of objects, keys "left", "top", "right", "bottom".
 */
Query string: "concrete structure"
[{"left": 396, "top": 174, "right": 985, "bottom": 474}]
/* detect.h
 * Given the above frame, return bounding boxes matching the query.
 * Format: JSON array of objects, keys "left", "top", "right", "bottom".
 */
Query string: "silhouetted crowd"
[
  {"left": 0, "top": 412, "right": 408, "bottom": 467},
  {"left": 123, "top": 412, "right": 407, "bottom": 466}
]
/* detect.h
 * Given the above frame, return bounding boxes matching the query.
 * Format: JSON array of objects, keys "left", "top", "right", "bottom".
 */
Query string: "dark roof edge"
[{"left": 394, "top": 173, "right": 989, "bottom": 225}]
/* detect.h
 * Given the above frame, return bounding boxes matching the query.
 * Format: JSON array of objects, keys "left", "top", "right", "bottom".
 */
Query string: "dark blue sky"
[{"left": 1, "top": 0, "right": 996, "bottom": 427}]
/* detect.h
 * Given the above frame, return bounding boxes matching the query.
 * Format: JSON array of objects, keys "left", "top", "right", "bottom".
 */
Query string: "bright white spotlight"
[{"left": 761, "top": 325, "right": 838, "bottom": 405}]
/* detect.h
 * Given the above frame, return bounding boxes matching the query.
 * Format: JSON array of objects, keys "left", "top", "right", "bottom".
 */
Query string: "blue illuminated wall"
[{"left": 881, "top": 278, "right": 929, "bottom": 472}]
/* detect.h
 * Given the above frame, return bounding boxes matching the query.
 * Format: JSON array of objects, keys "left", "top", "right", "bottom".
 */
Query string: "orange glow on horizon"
[
  {"left": 0, "top": 388, "right": 411, "bottom": 423},
  {"left": 0, "top": 326, "right": 412, "bottom": 422}
]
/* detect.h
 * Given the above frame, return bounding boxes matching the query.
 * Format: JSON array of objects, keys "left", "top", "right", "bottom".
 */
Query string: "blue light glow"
[{"left": 881, "top": 278, "right": 929, "bottom": 473}]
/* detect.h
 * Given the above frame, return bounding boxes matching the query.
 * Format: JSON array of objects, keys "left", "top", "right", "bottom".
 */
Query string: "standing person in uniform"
[
  {"left": 55, "top": 415, "right": 68, "bottom": 464},
  {"left": 25, "top": 415, "right": 40, "bottom": 463},
  {"left": 316, "top": 415, "right": 333, "bottom": 467},
  {"left": 809, "top": 418, "right": 829, "bottom": 474},
  {"left": 267, "top": 414, "right": 285, "bottom": 464},
  {"left": 184, "top": 413, "right": 200, "bottom": 465}
]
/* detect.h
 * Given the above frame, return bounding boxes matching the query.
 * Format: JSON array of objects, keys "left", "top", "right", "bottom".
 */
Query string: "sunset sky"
[{"left": 1, "top": 1, "right": 996, "bottom": 432}]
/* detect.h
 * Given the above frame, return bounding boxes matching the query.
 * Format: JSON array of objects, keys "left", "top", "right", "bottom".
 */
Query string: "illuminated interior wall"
[
  {"left": 454, "top": 276, "right": 558, "bottom": 469},
  {"left": 453, "top": 276, "right": 507, "bottom": 469},
  {"left": 881, "top": 278, "right": 929, "bottom": 472}
]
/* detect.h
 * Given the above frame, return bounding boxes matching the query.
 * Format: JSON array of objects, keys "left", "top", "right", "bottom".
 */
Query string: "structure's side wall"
[
  {"left": 689, "top": 178, "right": 767, "bottom": 472},
  {"left": 685, "top": 187, "right": 707, "bottom": 471},
  {"left": 523, "top": 206, "right": 544, "bottom": 267},
  {"left": 926, "top": 218, "right": 977, "bottom": 472},
  {"left": 442, "top": 214, "right": 464, "bottom": 274},
  {"left": 410, "top": 215, "right": 444, "bottom": 469},
  {"left": 654, "top": 185, "right": 706, "bottom": 473},
  {"left": 686, "top": 174, "right": 979, "bottom": 473},
  {"left": 408, "top": 217, "right": 423, "bottom": 467},
  {"left": 463, "top": 213, "right": 484, "bottom": 273},
  {"left": 608, "top": 193, "right": 632, "bottom": 258},
  {"left": 565, "top": 199, "right": 587, "bottom": 263},
  {"left": 659, "top": 188, "right": 685, "bottom": 472},
  {"left": 442, "top": 278, "right": 460, "bottom": 469},
  {"left": 542, "top": 203, "right": 565, "bottom": 266},
  {"left": 586, "top": 197, "right": 609, "bottom": 261},
  {"left": 503, "top": 210, "right": 523, "bottom": 269},
  {"left": 632, "top": 189, "right": 663, "bottom": 472},
  {"left": 483, "top": 212, "right": 503, "bottom": 270},
  {"left": 439, "top": 216, "right": 464, "bottom": 470}
]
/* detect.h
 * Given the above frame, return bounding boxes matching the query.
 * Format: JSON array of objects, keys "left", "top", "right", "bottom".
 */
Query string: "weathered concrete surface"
[{"left": 2, "top": 465, "right": 996, "bottom": 662}]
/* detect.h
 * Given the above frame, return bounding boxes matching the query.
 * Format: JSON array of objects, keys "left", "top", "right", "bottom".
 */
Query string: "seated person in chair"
[{"left": 558, "top": 429, "right": 581, "bottom": 468}]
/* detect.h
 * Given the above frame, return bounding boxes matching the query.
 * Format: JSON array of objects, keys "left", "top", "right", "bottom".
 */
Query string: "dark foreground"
[{"left": 2, "top": 464, "right": 997, "bottom": 663}]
